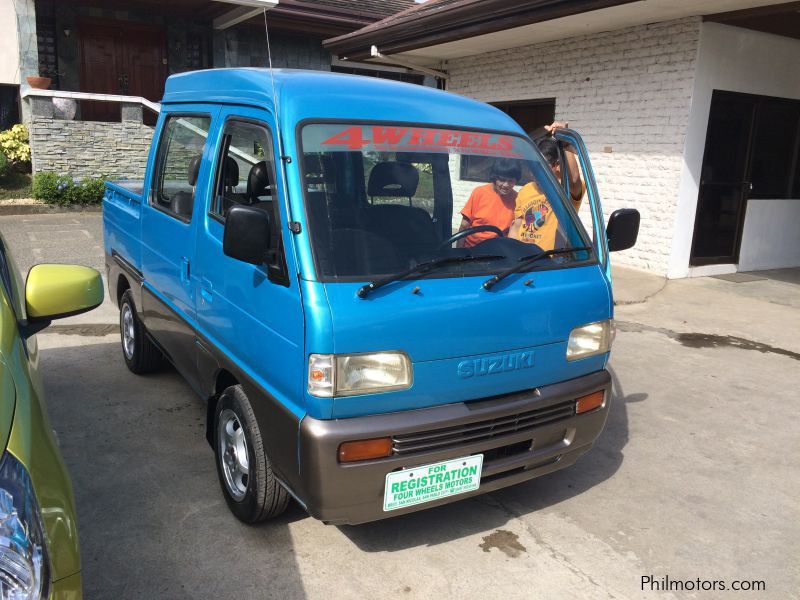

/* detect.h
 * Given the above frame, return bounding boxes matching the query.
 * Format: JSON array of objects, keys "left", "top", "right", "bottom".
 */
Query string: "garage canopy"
[{"left": 324, "top": 0, "right": 800, "bottom": 65}]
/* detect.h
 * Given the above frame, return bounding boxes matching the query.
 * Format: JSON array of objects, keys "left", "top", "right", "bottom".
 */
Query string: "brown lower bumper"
[{"left": 297, "top": 369, "right": 611, "bottom": 525}]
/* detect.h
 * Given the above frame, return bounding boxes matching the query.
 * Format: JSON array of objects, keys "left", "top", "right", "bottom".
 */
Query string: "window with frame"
[
  {"left": 212, "top": 119, "right": 285, "bottom": 274},
  {"left": 152, "top": 115, "right": 211, "bottom": 220},
  {"left": 460, "top": 99, "right": 555, "bottom": 183},
  {"left": 300, "top": 123, "right": 592, "bottom": 281}
]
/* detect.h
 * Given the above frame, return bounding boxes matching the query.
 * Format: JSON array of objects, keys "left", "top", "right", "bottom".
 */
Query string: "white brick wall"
[{"left": 446, "top": 17, "right": 702, "bottom": 273}]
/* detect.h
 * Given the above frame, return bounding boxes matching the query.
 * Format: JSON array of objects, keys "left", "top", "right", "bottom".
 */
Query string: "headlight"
[
  {"left": 308, "top": 352, "right": 412, "bottom": 397},
  {"left": 0, "top": 452, "right": 48, "bottom": 600},
  {"left": 566, "top": 320, "right": 614, "bottom": 361}
]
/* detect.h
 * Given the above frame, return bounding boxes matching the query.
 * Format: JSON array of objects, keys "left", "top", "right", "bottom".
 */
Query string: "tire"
[
  {"left": 214, "top": 385, "right": 289, "bottom": 523},
  {"left": 119, "top": 290, "right": 164, "bottom": 374}
]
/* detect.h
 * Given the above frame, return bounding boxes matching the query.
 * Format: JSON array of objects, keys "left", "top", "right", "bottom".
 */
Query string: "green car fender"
[{"left": 0, "top": 280, "right": 81, "bottom": 586}]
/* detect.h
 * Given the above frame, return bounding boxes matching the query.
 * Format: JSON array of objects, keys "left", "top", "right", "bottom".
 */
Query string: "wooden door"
[
  {"left": 78, "top": 23, "right": 121, "bottom": 122},
  {"left": 78, "top": 18, "right": 167, "bottom": 122},
  {"left": 124, "top": 28, "right": 166, "bottom": 103}
]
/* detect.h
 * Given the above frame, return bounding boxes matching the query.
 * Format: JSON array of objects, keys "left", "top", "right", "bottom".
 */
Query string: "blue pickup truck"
[{"left": 103, "top": 68, "right": 639, "bottom": 525}]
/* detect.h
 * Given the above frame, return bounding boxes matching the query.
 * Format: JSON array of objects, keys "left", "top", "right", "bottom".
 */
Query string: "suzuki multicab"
[{"left": 103, "top": 69, "right": 639, "bottom": 524}]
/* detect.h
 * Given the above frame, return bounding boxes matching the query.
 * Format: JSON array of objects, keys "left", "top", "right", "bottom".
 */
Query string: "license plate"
[{"left": 383, "top": 454, "right": 483, "bottom": 512}]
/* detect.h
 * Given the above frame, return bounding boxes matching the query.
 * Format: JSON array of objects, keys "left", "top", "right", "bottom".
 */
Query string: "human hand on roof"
[{"left": 544, "top": 121, "right": 569, "bottom": 134}]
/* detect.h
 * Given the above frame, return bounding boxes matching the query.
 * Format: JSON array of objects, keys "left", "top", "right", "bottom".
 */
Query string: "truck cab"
[{"left": 103, "top": 69, "right": 639, "bottom": 525}]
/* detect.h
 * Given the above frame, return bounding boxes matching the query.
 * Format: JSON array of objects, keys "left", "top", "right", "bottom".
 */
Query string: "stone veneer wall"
[
  {"left": 29, "top": 106, "right": 154, "bottom": 179},
  {"left": 446, "top": 17, "right": 702, "bottom": 274}
]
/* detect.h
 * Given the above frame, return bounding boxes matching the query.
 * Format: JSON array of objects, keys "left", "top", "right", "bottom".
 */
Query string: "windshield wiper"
[
  {"left": 482, "top": 246, "right": 593, "bottom": 290},
  {"left": 357, "top": 254, "right": 506, "bottom": 299}
]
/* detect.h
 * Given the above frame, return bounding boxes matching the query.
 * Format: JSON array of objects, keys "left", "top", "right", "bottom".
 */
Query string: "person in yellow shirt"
[{"left": 510, "top": 122, "right": 585, "bottom": 250}]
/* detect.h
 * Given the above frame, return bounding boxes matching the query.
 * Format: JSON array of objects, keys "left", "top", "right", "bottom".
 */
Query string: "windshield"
[{"left": 300, "top": 122, "right": 593, "bottom": 282}]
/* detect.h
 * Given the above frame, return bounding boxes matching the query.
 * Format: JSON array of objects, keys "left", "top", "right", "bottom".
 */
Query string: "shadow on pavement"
[
  {"left": 338, "top": 366, "right": 646, "bottom": 552},
  {"left": 40, "top": 339, "right": 308, "bottom": 600}
]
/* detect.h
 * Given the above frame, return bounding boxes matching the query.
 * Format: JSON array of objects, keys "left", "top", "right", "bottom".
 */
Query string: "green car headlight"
[{"left": 0, "top": 452, "right": 48, "bottom": 600}]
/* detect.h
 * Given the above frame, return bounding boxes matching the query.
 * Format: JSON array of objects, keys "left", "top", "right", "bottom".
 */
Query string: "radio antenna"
[
  {"left": 263, "top": 8, "right": 281, "bottom": 128},
  {"left": 262, "top": 8, "right": 297, "bottom": 232}
]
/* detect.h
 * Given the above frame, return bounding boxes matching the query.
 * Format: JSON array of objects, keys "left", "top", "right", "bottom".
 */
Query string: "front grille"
[{"left": 391, "top": 399, "right": 575, "bottom": 456}]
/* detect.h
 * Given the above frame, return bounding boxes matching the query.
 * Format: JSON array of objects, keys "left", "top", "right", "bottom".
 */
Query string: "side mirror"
[
  {"left": 606, "top": 208, "right": 640, "bottom": 252},
  {"left": 223, "top": 205, "right": 271, "bottom": 265},
  {"left": 24, "top": 264, "right": 104, "bottom": 336}
]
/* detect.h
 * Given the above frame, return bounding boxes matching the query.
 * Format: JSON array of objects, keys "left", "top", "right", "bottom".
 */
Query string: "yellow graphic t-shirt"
[{"left": 513, "top": 182, "right": 582, "bottom": 250}]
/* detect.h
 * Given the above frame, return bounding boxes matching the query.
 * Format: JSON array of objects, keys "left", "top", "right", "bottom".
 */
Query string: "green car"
[{"left": 0, "top": 234, "right": 103, "bottom": 599}]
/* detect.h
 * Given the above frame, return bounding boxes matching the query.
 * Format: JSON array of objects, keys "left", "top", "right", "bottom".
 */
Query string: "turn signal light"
[
  {"left": 338, "top": 438, "right": 393, "bottom": 463},
  {"left": 576, "top": 390, "right": 605, "bottom": 414}
]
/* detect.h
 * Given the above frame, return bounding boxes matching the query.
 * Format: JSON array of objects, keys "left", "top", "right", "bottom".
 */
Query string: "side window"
[
  {"left": 152, "top": 115, "right": 211, "bottom": 220},
  {"left": 212, "top": 120, "right": 285, "bottom": 275}
]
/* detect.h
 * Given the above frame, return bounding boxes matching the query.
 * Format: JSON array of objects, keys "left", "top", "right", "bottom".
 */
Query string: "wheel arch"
[
  {"left": 116, "top": 273, "right": 131, "bottom": 306},
  {"left": 106, "top": 252, "right": 143, "bottom": 311},
  {"left": 207, "top": 369, "right": 239, "bottom": 445}
]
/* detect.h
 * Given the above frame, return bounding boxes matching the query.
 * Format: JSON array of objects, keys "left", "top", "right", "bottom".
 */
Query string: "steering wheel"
[{"left": 438, "top": 225, "right": 504, "bottom": 249}]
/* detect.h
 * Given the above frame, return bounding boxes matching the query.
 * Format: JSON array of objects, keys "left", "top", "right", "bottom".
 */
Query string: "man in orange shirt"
[
  {"left": 456, "top": 158, "right": 522, "bottom": 248},
  {"left": 510, "top": 122, "right": 585, "bottom": 250}
]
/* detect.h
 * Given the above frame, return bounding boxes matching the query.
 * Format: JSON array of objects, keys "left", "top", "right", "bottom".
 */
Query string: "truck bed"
[
  {"left": 103, "top": 180, "right": 145, "bottom": 278},
  {"left": 107, "top": 180, "right": 145, "bottom": 197}
]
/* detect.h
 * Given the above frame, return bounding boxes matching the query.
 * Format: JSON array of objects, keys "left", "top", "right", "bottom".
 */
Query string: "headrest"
[
  {"left": 247, "top": 161, "right": 272, "bottom": 200},
  {"left": 187, "top": 156, "right": 201, "bottom": 187},
  {"left": 367, "top": 162, "right": 419, "bottom": 198},
  {"left": 223, "top": 156, "right": 239, "bottom": 187}
]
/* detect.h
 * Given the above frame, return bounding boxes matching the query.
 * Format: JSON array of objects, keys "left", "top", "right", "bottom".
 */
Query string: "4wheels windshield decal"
[{"left": 314, "top": 125, "right": 523, "bottom": 158}]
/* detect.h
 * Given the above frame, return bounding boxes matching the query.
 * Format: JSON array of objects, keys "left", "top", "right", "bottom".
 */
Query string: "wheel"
[
  {"left": 214, "top": 385, "right": 289, "bottom": 523},
  {"left": 119, "top": 289, "right": 164, "bottom": 374}
]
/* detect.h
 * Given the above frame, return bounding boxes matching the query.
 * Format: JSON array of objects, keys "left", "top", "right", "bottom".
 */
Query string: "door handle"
[{"left": 181, "top": 257, "right": 190, "bottom": 286}]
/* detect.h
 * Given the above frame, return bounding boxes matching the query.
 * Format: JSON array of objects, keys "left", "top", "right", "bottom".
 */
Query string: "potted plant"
[{"left": 26, "top": 75, "right": 51, "bottom": 90}]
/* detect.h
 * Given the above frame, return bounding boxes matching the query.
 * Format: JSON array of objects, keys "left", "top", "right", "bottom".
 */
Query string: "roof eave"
[
  {"left": 242, "top": 0, "right": 415, "bottom": 36},
  {"left": 324, "top": 0, "right": 637, "bottom": 60}
]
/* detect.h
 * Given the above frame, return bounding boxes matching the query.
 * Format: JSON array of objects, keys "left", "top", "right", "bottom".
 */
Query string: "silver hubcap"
[
  {"left": 218, "top": 409, "right": 249, "bottom": 501},
  {"left": 121, "top": 304, "right": 135, "bottom": 360}
]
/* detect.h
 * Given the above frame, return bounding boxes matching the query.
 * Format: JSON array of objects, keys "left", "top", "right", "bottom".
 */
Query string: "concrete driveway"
[{"left": 0, "top": 213, "right": 797, "bottom": 599}]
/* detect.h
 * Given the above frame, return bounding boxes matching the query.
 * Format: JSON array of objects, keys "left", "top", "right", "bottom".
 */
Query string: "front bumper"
[{"left": 298, "top": 369, "right": 611, "bottom": 525}]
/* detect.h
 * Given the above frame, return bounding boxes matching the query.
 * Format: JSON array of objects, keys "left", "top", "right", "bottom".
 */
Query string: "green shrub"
[
  {"left": 31, "top": 172, "right": 61, "bottom": 202},
  {"left": 32, "top": 172, "right": 106, "bottom": 205},
  {"left": 77, "top": 177, "right": 106, "bottom": 204},
  {"left": 0, "top": 153, "right": 9, "bottom": 181},
  {"left": 0, "top": 124, "right": 31, "bottom": 164}
]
